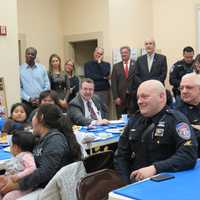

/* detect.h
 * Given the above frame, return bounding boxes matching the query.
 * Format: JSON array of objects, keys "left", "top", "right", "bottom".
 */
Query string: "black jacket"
[
  {"left": 114, "top": 107, "right": 197, "bottom": 183},
  {"left": 84, "top": 60, "right": 110, "bottom": 91},
  {"left": 19, "top": 129, "right": 73, "bottom": 190},
  {"left": 135, "top": 53, "right": 167, "bottom": 85},
  {"left": 68, "top": 94, "right": 108, "bottom": 126},
  {"left": 169, "top": 59, "right": 194, "bottom": 96}
]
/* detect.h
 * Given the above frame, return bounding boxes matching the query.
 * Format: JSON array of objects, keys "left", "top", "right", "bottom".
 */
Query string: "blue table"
[
  {"left": 76, "top": 121, "right": 125, "bottom": 152},
  {"left": 109, "top": 160, "right": 200, "bottom": 200},
  {"left": 0, "top": 149, "right": 12, "bottom": 161}
]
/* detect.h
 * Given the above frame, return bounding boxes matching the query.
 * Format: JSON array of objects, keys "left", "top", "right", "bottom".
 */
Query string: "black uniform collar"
[
  {"left": 183, "top": 101, "right": 200, "bottom": 110},
  {"left": 145, "top": 106, "right": 168, "bottom": 125}
]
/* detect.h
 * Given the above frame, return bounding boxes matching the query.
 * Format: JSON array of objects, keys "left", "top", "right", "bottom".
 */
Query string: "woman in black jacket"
[{"left": 1, "top": 104, "right": 82, "bottom": 197}]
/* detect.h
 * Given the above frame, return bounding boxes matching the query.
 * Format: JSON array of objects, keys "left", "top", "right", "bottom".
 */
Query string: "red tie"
[{"left": 124, "top": 62, "right": 129, "bottom": 79}]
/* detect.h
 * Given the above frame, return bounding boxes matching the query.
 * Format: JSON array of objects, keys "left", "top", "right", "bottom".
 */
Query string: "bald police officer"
[{"left": 114, "top": 80, "right": 197, "bottom": 184}]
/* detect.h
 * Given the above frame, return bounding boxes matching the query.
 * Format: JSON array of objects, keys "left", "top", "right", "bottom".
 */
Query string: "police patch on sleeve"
[{"left": 176, "top": 122, "right": 191, "bottom": 140}]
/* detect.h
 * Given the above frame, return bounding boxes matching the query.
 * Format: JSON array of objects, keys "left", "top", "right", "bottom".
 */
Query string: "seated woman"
[
  {"left": 0, "top": 104, "right": 82, "bottom": 198},
  {"left": 64, "top": 59, "right": 79, "bottom": 102},
  {"left": 2, "top": 103, "right": 29, "bottom": 134},
  {"left": 27, "top": 90, "right": 59, "bottom": 123}
]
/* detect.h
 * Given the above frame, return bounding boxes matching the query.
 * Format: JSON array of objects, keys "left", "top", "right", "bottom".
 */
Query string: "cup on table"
[{"left": 121, "top": 114, "right": 128, "bottom": 123}]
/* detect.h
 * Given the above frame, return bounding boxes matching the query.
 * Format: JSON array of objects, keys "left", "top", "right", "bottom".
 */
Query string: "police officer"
[
  {"left": 176, "top": 73, "right": 200, "bottom": 156},
  {"left": 169, "top": 46, "right": 194, "bottom": 98},
  {"left": 114, "top": 80, "right": 197, "bottom": 184}
]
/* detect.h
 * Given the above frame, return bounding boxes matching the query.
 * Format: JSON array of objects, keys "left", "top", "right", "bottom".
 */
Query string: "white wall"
[
  {"left": 0, "top": 0, "right": 20, "bottom": 111},
  {"left": 109, "top": 0, "right": 153, "bottom": 49},
  {"left": 153, "top": 0, "right": 200, "bottom": 67},
  {"left": 62, "top": 0, "right": 110, "bottom": 60},
  {"left": 17, "top": 0, "right": 64, "bottom": 68}
]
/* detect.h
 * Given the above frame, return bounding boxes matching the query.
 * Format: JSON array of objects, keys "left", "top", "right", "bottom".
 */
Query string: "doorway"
[{"left": 70, "top": 40, "right": 97, "bottom": 77}]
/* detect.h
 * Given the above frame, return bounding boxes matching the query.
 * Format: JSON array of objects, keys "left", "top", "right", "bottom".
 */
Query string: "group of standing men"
[{"left": 84, "top": 38, "right": 168, "bottom": 118}]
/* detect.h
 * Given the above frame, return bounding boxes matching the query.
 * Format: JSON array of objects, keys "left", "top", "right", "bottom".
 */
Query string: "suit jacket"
[
  {"left": 134, "top": 53, "right": 167, "bottom": 85},
  {"left": 111, "top": 59, "right": 136, "bottom": 103},
  {"left": 68, "top": 94, "right": 108, "bottom": 126}
]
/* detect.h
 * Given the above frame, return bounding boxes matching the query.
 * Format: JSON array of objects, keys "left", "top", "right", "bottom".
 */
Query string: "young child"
[
  {"left": 0, "top": 131, "right": 36, "bottom": 200},
  {"left": 2, "top": 103, "right": 29, "bottom": 135}
]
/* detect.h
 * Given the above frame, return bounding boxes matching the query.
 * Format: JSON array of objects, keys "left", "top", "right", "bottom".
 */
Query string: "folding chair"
[
  {"left": 83, "top": 150, "right": 114, "bottom": 173},
  {"left": 76, "top": 169, "right": 125, "bottom": 200}
]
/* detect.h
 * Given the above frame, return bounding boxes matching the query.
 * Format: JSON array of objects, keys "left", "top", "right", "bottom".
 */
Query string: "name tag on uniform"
[
  {"left": 154, "top": 128, "right": 164, "bottom": 137},
  {"left": 154, "top": 121, "right": 165, "bottom": 137}
]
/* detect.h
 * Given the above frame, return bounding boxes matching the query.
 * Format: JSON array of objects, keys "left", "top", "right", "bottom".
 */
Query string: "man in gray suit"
[
  {"left": 68, "top": 78, "right": 109, "bottom": 126},
  {"left": 134, "top": 38, "right": 167, "bottom": 85},
  {"left": 111, "top": 46, "right": 137, "bottom": 118}
]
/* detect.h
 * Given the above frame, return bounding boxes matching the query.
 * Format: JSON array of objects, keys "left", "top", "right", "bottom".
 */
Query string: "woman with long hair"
[
  {"left": 64, "top": 59, "right": 79, "bottom": 102},
  {"left": 48, "top": 54, "right": 70, "bottom": 109},
  {"left": 193, "top": 54, "right": 200, "bottom": 74}
]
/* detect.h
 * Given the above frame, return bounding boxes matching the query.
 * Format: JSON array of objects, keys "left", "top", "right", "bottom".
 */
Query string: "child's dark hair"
[
  {"left": 36, "top": 104, "right": 82, "bottom": 160},
  {"left": 12, "top": 131, "right": 36, "bottom": 152},
  {"left": 10, "top": 103, "right": 28, "bottom": 121},
  {"left": 39, "top": 90, "right": 59, "bottom": 106}
]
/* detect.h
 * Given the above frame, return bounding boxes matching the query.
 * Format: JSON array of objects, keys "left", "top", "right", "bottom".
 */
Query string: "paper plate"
[
  {"left": 109, "top": 120, "right": 125, "bottom": 124},
  {"left": 105, "top": 128, "right": 122, "bottom": 134}
]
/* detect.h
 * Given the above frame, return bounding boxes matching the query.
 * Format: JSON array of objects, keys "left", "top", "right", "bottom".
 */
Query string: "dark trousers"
[{"left": 115, "top": 94, "right": 138, "bottom": 119}]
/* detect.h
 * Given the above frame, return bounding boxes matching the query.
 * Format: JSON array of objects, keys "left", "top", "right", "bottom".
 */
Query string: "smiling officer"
[{"left": 114, "top": 80, "right": 198, "bottom": 184}]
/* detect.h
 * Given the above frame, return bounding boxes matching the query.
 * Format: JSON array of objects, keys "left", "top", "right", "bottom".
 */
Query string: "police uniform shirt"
[
  {"left": 176, "top": 100, "right": 200, "bottom": 125},
  {"left": 170, "top": 59, "right": 194, "bottom": 90},
  {"left": 114, "top": 106, "right": 198, "bottom": 183}
]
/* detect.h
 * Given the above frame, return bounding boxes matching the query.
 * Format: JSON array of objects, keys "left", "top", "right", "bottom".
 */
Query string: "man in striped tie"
[{"left": 68, "top": 78, "right": 109, "bottom": 126}]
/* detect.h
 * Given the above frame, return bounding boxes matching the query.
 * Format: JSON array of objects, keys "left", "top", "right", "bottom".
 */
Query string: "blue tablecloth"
[
  {"left": 113, "top": 160, "right": 200, "bottom": 200},
  {"left": 79, "top": 123, "right": 124, "bottom": 143},
  {"left": 0, "top": 149, "right": 12, "bottom": 160}
]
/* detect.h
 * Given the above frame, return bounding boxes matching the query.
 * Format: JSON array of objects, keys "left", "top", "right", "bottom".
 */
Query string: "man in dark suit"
[
  {"left": 68, "top": 78, "right": 109, "bottom": 126},
  {"left": 134, "top": 38, "right": 167, "bottom": 86},
  {"left": 111, "top": 46, "right": 137, "bottom": 118}
]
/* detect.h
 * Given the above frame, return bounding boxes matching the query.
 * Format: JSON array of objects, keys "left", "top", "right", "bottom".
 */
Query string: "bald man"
[
  {"left": 114, "top": 80, "right": 197, "bottom": 184},
  {"left": 176, "top": 73, "right": 200, "bottom": 155},
  {"left": 134, "top": 38, "right": 167, "bottom": 86}
]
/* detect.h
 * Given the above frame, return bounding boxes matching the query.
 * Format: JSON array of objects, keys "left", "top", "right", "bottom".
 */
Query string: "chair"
[
  {"left": 83, "top": 150, "right": 114, "bottom": 173},
  {"left": 76, "top": 169, "right": 125, "bottom": 200}
]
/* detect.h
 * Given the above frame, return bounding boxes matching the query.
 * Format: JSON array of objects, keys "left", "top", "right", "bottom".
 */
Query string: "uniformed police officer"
[
  {"left": 169, "top": 46, "right": 194, "bottom": 98},
  {"left": 176, "top": 73, "right": 200, "bottom": 156},
  {"left": 114, "top": 80, "right": 197, "bottom": 184}
]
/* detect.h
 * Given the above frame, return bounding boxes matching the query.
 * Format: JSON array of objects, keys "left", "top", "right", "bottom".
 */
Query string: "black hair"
[
  {"left": 183, "top": 46, "right": 194, "bottom": 53},
  {"left": 80, "top": 78, "right": 94, "bottom": 88},
  {"left": 39, "top": 90, "right": 59, "bottom": 105},
  {"left": 10, "top": 103, "right": 28, "bottom": 122},
  {"left": 36, "top": 104, "right": 82, "bottom": 160},
  {"left": 25, "top": 47, "right": 37, "bottom": 56},
  {"left": 12, "top": 131, "right": 36, "bottom": 152}
]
